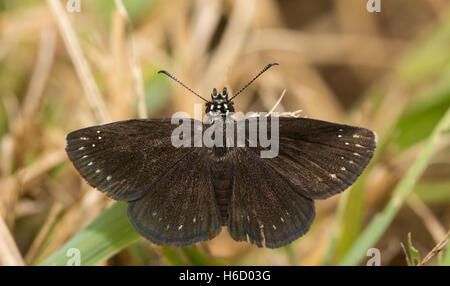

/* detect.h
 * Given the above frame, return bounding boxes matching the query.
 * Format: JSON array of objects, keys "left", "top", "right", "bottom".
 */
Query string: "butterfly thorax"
[{"left": 204, "top": 88, "right": 236, "bottom": 224}]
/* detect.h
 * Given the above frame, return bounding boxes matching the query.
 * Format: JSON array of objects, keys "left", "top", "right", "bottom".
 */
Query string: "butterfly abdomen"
[{"left": 210, "top": 154, "right": 233, "bottom": 226}]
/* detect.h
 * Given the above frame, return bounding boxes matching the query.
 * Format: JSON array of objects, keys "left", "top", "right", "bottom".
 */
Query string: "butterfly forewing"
[
  {"left": 65, "top": 119, "right": 195, "bottom": 201},
  {"left": 248, "top": 117, "right": 376, "bottom": 200}
]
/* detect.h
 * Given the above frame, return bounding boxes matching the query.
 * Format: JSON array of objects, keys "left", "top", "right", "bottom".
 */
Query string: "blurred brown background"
[{"left": 0, "top": 0, "right": 449, "bottom": 266}]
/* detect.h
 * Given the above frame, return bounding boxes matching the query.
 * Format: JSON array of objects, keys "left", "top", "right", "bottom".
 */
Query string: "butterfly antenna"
[
  {"left": 158, "top": 70, "right": 209, "bottom": 103},
  {"left": 229, "top": 62, "right": 279, "bottom": 101}
]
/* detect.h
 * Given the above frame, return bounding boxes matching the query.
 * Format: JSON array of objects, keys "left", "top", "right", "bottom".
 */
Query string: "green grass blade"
[
  {"left": 334, "top": 177, "right": 366, "bottom": 261},
  {"left": 40, "top": 202, "right": 140, "bottom": 266},
  {"left": 393, "top": 75, "right": 450, "bottom": 150},
  {"left": 414, "top": 181, "right": 450, "bottom": 203},
  {"left": 161, "top": 247, "right": 186, "bottom": 266},
  {"left": 338, "top": 106, "right": 450, "bottom": 266},
  {"left": 322, "top": 191, "right": 349, "bottom": 265},
  {"left": 283, "top": 244, "right": 297, "bottom": 266},
  {"left": 407, "top": 233, "right": 421, "bottom": 266},
  {"left": 441, "top": 243, "right": 450, "bottom": 266},
  {"left": 181, "top": 247, "right": 214, "bottom": 266}
]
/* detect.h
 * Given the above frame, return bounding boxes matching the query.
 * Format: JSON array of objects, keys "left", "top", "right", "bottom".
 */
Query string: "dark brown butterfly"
[{"left": 65, "top": 63, "right": 376, "bottom": 248}]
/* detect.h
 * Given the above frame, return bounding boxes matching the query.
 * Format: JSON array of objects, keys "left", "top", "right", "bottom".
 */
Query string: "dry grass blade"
[
  {"left": 1, "top": 0, "right": 449, "bottom": 266},
  {"left": 0, "top": 215, "right": 24, "bottom": 266},
  {"left": 22, "top": 28, "right": 56, "bottom": 119},
  {"left": 245, "top": 30, "right": 406, "bottom": 68},
  {"left": 1, "top": 150, "right": 66, "bottom": 224},
  {"left": 24, "top": 203, "right": 63, "bottom": 264},
  {"left": 407, "top": 194, "right": 447, "bottom": 243},
  {"left": 203, "top": 0, "right": 255, "bottom": 87},
  {"left": 266, "top": 89, "right": 286, "bottom": 116},
  {"left": 114, "top": 0, "right": 147, "bottom": 119},
  {"left": 418, "top": 229, "right": 450, "bottom": 266},
  {"left": 46, "top": 0, "right": 110, "bottom": 123},
  {"left": 17, "top": 150, "right": 66, "bottom": 186}
]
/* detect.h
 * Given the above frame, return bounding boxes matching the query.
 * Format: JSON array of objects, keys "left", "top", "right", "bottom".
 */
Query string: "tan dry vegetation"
[{"left": 0, "top": 0, "right": 449, "bottom": 265}]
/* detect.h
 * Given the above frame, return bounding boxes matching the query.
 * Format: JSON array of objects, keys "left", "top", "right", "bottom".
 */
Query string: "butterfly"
[{"left": 65, "top": 63, "right": 376, "bottom": 248}]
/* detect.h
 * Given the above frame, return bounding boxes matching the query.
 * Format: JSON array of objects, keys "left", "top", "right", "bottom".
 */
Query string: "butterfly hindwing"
[
  {"left": 127, "top": 149, "right": 222, "bottom": 247},
  {"left": 227, "top": 148, "right": 315, "bottom": 248}
]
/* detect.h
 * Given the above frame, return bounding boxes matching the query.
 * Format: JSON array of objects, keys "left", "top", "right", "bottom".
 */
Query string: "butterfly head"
[
  {"left": 205, "top": 87, "right": 235, "bottom": 115},
  {"left": 158, "top": 63, "right": 279, "bottom": 117}
]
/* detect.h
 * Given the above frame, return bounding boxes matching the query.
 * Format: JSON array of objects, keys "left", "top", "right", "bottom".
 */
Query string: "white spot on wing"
[
  {"left": 341, "top": 167, "right": 346, "bottom": 171},
  {"left": 88, "top": 162, "right": 93, "bottom": 166},
  {"left": 78, "top": 147, "right": 85, "bottom": 150},
  {"left": 353, "top": 134, "right": 360, "bottom": 138},
  {"left": 178, "top": 225, "right": 183, "bottom": 231},
  {"left": 92, "top": 144, "right": 96, "bottom": 147},
  {"left": 80, "top": 137, "right": 88, "bottom": 140},
  {"left": 107, "top": 176, "right": 112, "bottom": 181},
  {"left": 95, "top": 169, "right": 101, "bottom": 173},
  {"left": 272, "top": 225, "right": 277, "bottom": 230},
  {"left": 330, "top": 173, "right": 337, "bottom": 179}
]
